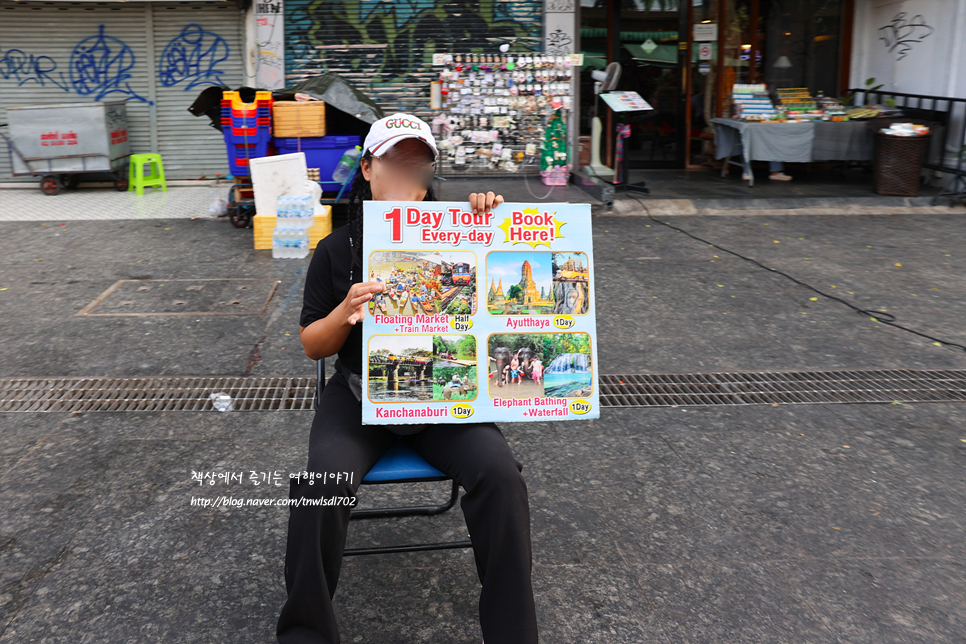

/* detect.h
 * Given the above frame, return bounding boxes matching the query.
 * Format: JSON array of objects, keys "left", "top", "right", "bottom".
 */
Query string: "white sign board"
[
  {"left": 255, "top": 0, "right": 285, "bottom": 89},
  {"left": 249, "top": 153, "right": 308, "bottom": 218},
  {"left": 600, "top": 91, "right": 653, "bottom": 113},
  {"left": 693, "top": 23, "right": 718, "bottom": 42},
  {"left": 698, "top": 43, "right": 713, "bottom": 60}
]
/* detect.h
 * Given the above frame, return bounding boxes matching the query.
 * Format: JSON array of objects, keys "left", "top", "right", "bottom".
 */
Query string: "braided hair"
[{"left": 346, "top": 149, "right": 438, "bottom": 278}]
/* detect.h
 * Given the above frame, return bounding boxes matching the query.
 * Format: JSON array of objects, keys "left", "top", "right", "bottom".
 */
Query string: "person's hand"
[
  {"left": 341, "top": 281, "right": 384, "bottom": 325},
  {"left": 468, "top": 191, "right": 504, "bottom": 216}
]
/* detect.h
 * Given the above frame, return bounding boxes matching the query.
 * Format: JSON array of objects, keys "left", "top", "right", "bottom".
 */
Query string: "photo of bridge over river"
[
  {"left": 368, "top": 250, "right": 477, "bottom": 317},
  {"left": 368, "top": 334, "right": 478, "bottom": 402}
]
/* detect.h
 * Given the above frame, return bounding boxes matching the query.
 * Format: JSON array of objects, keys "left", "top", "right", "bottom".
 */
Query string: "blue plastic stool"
[{"left": 315, "top": 358, "right": 473, "bottom": 556}]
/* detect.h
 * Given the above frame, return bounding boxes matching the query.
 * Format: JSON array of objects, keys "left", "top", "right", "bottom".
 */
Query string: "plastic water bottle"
[
  {"left": 294, "top": 230, "right": 310, "bottom": 259},
  {"left": 272, "top": 226, "right": 287, "bottom": 259},
  {"left": 332, "top": 145, "right": 362, "bottom": 182},
  {"left": 272, "top": 194, "right": 314, "bottom": 259},
  {"left": 272, "top": 233, "right": 282, "bottom": 259}
]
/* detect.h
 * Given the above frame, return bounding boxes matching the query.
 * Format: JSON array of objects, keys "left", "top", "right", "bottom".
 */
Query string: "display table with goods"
[{"left": 712, "top": 84, "right": 913, "bottom": 185}]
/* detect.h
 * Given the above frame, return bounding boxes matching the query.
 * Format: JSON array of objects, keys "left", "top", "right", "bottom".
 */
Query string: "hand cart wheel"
[
  {"left": 40, "top": 174, "right": 64, "bottom": 195},
  {"left": 229, "top": 204, "right": 254, "bottom": 228},
  {"left": 114, "top": 165, "right": 130, "bottom": 192}
]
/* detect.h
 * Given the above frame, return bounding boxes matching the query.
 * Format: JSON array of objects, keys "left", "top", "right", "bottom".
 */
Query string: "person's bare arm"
[{"left": 300, "top": 281, "right": 383, "bottom": 360}]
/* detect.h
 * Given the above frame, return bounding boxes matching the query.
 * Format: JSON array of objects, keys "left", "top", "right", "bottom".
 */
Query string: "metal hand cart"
[
  {"left": 226, "top": 182, "right": 256, "bottom": 228},
  {"left": 226, "top": 153, "right": 362, "bottom": 228},
  {"left": 1, "top": 101, "right": 131, "bottom": 195}
]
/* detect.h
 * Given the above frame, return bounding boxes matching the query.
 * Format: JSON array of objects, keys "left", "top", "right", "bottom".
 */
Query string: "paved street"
[{"left": 1, "top": 184, "right": 964, "bottom": 643}]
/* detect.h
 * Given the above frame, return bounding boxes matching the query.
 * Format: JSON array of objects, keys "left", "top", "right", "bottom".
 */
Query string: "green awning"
[
  {"left": 582, "top": 43, "right": 746, "bottom": 68},
  {"left": 625, "top": 43, "right": 679, "bottom": 67},
  {"left": 581, "top": 28, "right": 679, "bottom": 42}
]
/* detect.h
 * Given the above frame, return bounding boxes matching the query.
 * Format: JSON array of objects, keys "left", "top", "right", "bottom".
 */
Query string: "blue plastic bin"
[{"left": 273, "top": 135, "right": 362, "bottom": 192}]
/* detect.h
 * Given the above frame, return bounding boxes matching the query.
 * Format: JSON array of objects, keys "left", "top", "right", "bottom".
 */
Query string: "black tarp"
[
  {"left": 190, "top": 74, "right": 382, "bottom": 136},
  {"left": 275, "top": 73, "right": 385, "bottom": 137}
]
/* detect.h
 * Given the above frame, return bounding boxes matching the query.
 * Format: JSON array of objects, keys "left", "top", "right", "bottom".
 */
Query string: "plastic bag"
[
  {"left": 209, "top": 197, "right": 229, "bottom": 217},
  {"left": 209, "top": 392, "right": 233, "bottom": 412}
]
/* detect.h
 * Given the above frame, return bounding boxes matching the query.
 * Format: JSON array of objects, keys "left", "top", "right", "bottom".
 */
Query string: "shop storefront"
[{"left": 578, "top": 0, "right": 854, "bottom": 170}]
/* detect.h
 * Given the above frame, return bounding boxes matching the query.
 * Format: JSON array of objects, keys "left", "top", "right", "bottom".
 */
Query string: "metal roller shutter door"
[
  {"left": 1, "top": 2, "right": 245, "bottom": 181},
  {"left": 283, "top": 0, "right": 544, "bottom": 122},
  {"left": 0, "top": 2, "right": 152, "bottom": 181},
  {"left": 151, "top": 3, "right": 245, "bottom": 179}
]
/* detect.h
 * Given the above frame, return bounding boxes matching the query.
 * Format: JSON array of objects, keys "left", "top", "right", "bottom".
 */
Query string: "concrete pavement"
[{"left": 1, "top": 184, "right": 964, "bottom": 643}]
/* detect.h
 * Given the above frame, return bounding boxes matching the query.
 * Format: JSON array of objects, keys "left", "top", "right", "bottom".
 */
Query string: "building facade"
[{"left": 577, "top": 0, "right": 966, "bottom": 172}]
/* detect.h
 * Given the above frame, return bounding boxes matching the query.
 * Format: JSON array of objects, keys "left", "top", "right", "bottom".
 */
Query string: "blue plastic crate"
[
  {"left": 223, "top": 128, "right": 272, "bottom": 144},
  {"left": 224, "top": 130, "right": 271, "bottom": 176},
  {"left": 223, "top": 115, "right": 271, "bottom": 129},
  {"left": 273, "top": 135, "right": 362, "bottom": 192}
]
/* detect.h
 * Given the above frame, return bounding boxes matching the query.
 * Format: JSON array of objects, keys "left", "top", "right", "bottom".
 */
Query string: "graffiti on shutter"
[{"left": 284, "top": 0, "right": 543, "bottom": 115}]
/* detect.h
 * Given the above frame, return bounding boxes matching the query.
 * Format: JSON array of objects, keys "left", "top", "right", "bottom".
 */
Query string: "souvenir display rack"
[{"left": 431, "top": 52, "right": 579, "bottom": 178}]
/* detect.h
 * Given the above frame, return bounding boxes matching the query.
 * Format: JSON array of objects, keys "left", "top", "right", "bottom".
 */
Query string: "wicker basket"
[
  {"left": 272, "top": 101, "right": 326, "bottom": 138},
  {"left": 873, "top": 132, "right": 930, "bottom": 196}
]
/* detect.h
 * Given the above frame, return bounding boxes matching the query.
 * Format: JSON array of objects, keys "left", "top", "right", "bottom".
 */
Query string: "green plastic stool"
[{"left": 128, "top": 153, "right": 167, "bottom": 195}]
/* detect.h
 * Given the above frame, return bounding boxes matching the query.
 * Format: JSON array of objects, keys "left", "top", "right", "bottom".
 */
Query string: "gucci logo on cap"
[{"left": 386, "top": 118, "right": 422, "bottom": 130}]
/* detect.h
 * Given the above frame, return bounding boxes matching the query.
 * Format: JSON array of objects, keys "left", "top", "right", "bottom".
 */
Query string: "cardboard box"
[
  {"left": 253, "top": 206, "right": 333, "bottom": 250},
  {"left": 272, "top": 101, "right": 326, "bottom": 138}
]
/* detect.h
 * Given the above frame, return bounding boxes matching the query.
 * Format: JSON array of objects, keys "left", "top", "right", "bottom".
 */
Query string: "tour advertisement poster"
[{"left": 361, "top": 201, "right": 599, "bottom": 425}]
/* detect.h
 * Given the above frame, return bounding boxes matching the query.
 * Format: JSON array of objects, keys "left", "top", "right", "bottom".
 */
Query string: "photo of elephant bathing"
[
  {"left": 367, "top": 334, "right": 478, "bottom": 402},
  {"left": 487, "top": 333, "right": 593, "bottom": 400}
]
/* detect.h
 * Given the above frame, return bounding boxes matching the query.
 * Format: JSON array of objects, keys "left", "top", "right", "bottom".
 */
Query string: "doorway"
[{"left": 579, "top": 0, "right": 687, "bottom": 170}]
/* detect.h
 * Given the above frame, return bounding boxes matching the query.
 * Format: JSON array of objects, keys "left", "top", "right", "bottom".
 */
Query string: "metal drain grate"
[
  {"left": 0, "top": 377, "right": 316, "bottom": 412},
  {"left": 600, "top": 369, "right": 966, "bottom": 407},
  {"left": 2, "top": 370, "right": 965, "bottom": 413}
]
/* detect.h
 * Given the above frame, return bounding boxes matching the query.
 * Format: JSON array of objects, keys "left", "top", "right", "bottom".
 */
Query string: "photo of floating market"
[{"left": 368, "top": 251, "right": 477, "bottom": 316}]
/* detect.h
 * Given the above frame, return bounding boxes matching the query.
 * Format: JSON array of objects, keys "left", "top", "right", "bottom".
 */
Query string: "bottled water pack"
[{"left": 273, "top": 194, "right": 315, "bottom": 259}]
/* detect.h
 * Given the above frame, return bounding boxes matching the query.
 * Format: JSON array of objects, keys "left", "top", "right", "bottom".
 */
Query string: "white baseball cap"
[{"left": 363, "top": 113, "right": 439, "bottom": 159}]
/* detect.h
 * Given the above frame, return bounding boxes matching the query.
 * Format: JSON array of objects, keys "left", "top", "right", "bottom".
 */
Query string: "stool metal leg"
[
  {"left": 344, "top": 481, "right": 473, "bottom": 556},
  {"left": 342, "top": 481, "right": 473, "bottom": 557}
]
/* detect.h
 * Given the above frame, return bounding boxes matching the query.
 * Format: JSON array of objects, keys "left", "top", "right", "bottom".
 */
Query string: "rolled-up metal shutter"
[
  {"left": 151, "top": 2, "right": 245, "bottom": 179},
  {"left": 1, "top": 2, "right": 244, "bottom": 181},
  {"left": 283, "top": 0, "right": 544, "bottom": 121}
]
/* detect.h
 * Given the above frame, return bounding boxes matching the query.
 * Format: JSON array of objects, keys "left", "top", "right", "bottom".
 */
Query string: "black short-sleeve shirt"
[{"left": 300, "top": 225, "right": 364, "bottom": 374}]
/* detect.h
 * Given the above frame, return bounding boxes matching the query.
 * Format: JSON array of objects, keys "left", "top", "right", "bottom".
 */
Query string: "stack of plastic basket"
[{"left": 222, "top": 90, "right": 273, "bottom": 176}]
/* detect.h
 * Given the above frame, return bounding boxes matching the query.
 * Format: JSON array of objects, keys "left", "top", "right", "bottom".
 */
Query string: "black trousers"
[{"left": 277, "top": 372, "right": 539, "bottom": 644}]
